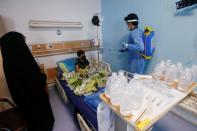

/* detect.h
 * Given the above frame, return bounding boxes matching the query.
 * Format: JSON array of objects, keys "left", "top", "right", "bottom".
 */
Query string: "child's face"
[{"left": 80, "top": 54, "right": 86, "bottom": 60}]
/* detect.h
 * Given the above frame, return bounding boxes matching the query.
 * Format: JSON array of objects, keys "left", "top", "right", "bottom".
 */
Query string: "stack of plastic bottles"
[
  {"left": 104, "top": 72, "right": 117, "bottom": 98},
  {"left": 120, "top": 79, "right": 144, "bottom": 116},
  {"left": 105, "top": 71, "right": 128, "bottom": 106},
  {"left": 104, "top": 60, "right": 197, "bottom": 117},
  {"left": 104, "top": 71, "right": 144, "bottom": 116},
  {"left": 152, "top": 59, "right": 197, "bottom": 92}
]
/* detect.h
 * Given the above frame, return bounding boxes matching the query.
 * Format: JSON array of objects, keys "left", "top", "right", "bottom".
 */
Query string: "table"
[{"left": 100, "top": 80, "right": 197, "bottom": 131}]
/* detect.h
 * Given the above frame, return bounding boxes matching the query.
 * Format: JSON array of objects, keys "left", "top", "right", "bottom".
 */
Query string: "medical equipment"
[
  {"left": 91, "top": 13, "right": 103, "bottom": 62},
  {"left": 120, "top": 26, "right": 155, "bottom": 60},
  {"left": 139, "top": 26, "right": 155, "bottom": 60}
]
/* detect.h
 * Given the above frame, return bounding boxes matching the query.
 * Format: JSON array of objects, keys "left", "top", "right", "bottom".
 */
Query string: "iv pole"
[
  {"left": 96, "top": 25, "right": 100, "bottom": 62},
  {"left": 91, "top": 14, "right": 101, "bottom": 66}
]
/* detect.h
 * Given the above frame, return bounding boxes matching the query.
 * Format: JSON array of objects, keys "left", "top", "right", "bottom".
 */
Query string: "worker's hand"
[
  {"left": 121, "top": 41, "right": 129, "bottom": 48},
  {"left": 119, "top": 49, "right": 126, "bottom": 52}
]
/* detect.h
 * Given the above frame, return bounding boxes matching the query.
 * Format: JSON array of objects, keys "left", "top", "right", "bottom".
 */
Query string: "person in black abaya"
[{"left": 0, "top": 32, "right": 55, "bottom": 131}]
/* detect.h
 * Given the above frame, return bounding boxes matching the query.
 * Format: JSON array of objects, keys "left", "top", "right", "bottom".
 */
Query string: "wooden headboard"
[{"left": 30, "top": 39, "right": 98, "bottom": 57}]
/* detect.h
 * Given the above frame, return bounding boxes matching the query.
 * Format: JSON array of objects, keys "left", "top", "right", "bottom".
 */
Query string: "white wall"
[
  {"left": 0, "top": 0, "right": 101, "bottom": 68},
  {"left": 0, "top": 50, "right": 11, "bottom": 99},
  {"left": 0, "top": 0, "right": 101, "bottom": 43},
  {"left": 0, "top": 16, "right": 6, "bottom": 37}
]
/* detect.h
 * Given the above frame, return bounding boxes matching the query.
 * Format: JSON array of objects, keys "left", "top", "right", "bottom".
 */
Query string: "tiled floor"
[{"left": 49, "top": 87, "right": 79, "bottom": 131}]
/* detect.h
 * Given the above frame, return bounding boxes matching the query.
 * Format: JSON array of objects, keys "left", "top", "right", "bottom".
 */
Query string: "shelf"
[
  {"left": 32, "top": 47, "right": 99, "bottom": 57},
  {"left": 29, "top": 20, "right": 83, "bottom": 28},
  {"left": 31, "top": 40, "right": 99, "bottom": 57}
]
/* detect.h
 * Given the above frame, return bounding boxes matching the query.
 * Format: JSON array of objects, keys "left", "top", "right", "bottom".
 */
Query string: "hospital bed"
[
  {"left": 56, "top": 75, "right": 98, "bottom": 130},
  {"left": 55, "top": 58, "right": 111, "bottom": 131}
]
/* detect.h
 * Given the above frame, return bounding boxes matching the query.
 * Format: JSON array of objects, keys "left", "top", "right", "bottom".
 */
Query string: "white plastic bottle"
[
  {"left": 176, "top": 62, "right": 183, "bottom": 81},
  {"left": 120, "top": 79, "right": 144, "bottom": 116},
  {"left": 178, "top": 68, "right": 193, "bottom": 92},
  {"left": 110, "top": 71, "right": 127, "bottom": 106},
  {"left": 153, "top": 61, "right": 166, "bottom": 79},
  {"left": 191, "top": 65, "right": 197, "bottom": 82},
  {"left": 119, "top": 82, "right": 130, "bottom": 116},
  {"left": 117, "top": 71, "right": 128, "bottom": 88},
  {"left": 104, "top": 72, "right": 117, "bottom": 98},
  {"left": 130, "top": 81, "right": 144, "bottom": 110},
  {"left": 164, "top": 64, "right": 177, "bottom": 84}
]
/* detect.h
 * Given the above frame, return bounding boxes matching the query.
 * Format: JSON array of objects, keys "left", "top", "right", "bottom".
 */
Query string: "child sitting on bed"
[{"left": 75, "top": 50, "right": 90, "bottom": 77}]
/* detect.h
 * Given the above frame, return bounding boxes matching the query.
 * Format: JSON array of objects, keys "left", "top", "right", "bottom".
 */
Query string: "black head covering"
[
  {"left": 0, "top": 31, "right": 54, "bottom": 131},
  {"left": 0, "top": 31, "right": 46, "bottom": 94},
  {"left": 124, "top": 13, "right": 138, "bottom": 22}
]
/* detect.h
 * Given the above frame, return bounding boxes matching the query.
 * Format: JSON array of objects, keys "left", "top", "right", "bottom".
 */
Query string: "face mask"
[
  {"left": 127, "top": 27, "right": 131, "bottom": 31},
  {"left": 81, "top": 55, "right": 86, "bottom": 60}
]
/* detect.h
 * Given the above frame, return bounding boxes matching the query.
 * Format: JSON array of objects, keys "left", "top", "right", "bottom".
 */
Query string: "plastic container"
[
  {"left": 119, "top": 83, "right": 130, "bottom": 116},
  {"left": 177, "top": 68, "right": 193, "bottom": 92},
  {"left": 110, "top": 71, "right": 127, "bottom": 106},
  {"left": 164, "top": 64, "right": 177, "bottom": 84},
  {"left": 120, "top": 79, "right": 144, "bottom": 116},
  {"left": 104, "top": 72, "right": 117, "bottom": 98},
  {"left": 130, "top": 81, "right": 144, "bottom": 110},
  {"left": 191, "top": 65, "right": 197, "bottom": 82},
  {"left": 176, "top": 62, "right": 183, "bottom": 81},
  {"left": 152, "top": 61, "right": 166, "bottom": 79}
]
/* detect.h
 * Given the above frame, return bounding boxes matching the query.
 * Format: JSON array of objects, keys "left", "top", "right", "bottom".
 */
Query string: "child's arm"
[{"left": 76, "top": 64, "right": 80, "bottom": 73}]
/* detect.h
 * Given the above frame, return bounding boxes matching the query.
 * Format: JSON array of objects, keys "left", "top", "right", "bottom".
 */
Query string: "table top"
[{"left": 100, "top": 81, "right": 197, "bottom": 131}]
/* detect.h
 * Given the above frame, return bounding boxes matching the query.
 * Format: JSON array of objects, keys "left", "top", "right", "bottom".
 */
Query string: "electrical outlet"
[
  {"left": 46, "top": 44, "right": 53, "bottom": 49},
  {"left": 37, "top": 45, "right": 41, "bottom": 50}
]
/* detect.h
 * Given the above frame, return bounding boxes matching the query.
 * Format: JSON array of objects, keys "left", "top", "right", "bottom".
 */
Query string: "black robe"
[{"left": 0, "top": 32, "right": 54, "bottom": 131}]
